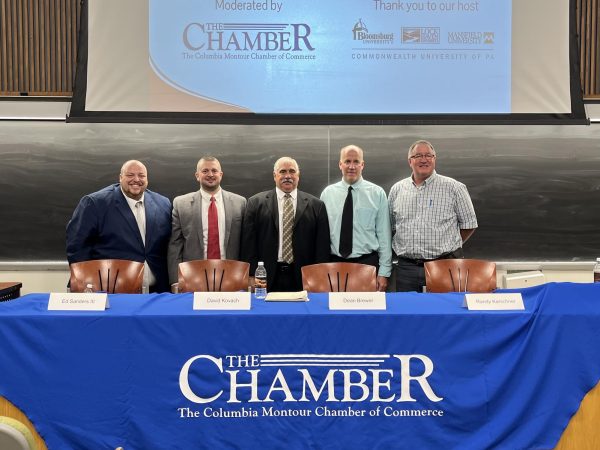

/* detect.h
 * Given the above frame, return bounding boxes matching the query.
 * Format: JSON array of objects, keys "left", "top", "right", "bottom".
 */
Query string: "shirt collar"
[
  {"left": 121, "top": 187, "right": 144, "bottom": 208},
  {"left": 276, "top": 187, "right": 297, "bottom": 200},
  {"left": 341, "top": 177, "right": 363, "bottom": 189},
  {"left": 200, "top": 187, "right": 222, "bottom": 202},
  {"left": 411, "top": 171, "right": 437, "bottom": 187}
]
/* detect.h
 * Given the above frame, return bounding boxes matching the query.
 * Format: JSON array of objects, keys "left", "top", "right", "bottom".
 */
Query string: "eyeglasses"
[{"left": 410, "top": 153, "right": 436, "bottom": 160}]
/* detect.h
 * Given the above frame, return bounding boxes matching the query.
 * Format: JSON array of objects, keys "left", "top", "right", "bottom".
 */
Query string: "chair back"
[
  {"left": 301, "top": 262, "right": 377, "bottom": 292},
  {"left": 0, "top": 417, "right": 36, "bottom": 450},
  {"left": 69, "top": 259, "right": 145, "bottom": 294},
  {"left": 424, "top": 259, "right": 497, "bottom": 293},
  {"left": 178, "top": 259, "right": 250, "bottom": 292}
]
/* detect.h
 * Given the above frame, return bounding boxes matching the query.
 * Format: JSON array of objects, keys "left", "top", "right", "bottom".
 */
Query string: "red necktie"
[{"left": 207, "top": 196, "right": 221, "bottom": 259}]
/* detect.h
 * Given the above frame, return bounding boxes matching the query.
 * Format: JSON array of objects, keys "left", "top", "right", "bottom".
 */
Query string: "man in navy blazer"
[
  {"left": 66, "top": 160, "right": 172, "bottom": 292},
  {"left": 241, "top": 157, "right": 330, "bottom": 291}
]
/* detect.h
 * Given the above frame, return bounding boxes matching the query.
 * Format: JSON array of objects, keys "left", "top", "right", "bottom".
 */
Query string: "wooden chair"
[
  {"left": 0, "top": 396, "right": 46, "bottom": 450},
  {"left": 177, "top": 260, "right": 250, "bottom": 292},
  {"left": 424, "top": 259, "right": 497, "bottom": 293},
  {"left": 69, "top": 259, "right": 144, "bottom": 294},
  {"left": 301, "top": 262, "right": 377, "bottom": 292}
]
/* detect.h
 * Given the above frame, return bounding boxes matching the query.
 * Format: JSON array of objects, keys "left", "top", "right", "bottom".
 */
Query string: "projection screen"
[{"left": 69, "top": 0, "right": 586, "bottom": 124}]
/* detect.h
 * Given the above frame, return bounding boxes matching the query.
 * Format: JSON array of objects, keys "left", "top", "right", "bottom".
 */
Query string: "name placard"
[
  {"left": 48, "top": 293, "right": 108, "bottom": 311},
  {"left": 463, "top": 293, "right": 525, "bottom": 311},
  {"left": 329, "top": 292, "right": 386, "bottom": 310},
  {"left": 193, "top": 292, "right": 251, "bottom": 310}
]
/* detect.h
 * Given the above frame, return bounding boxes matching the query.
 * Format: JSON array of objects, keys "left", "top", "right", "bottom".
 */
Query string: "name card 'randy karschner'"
[{"left": 463, "top": 293, "right": 525, "bottom": 311}]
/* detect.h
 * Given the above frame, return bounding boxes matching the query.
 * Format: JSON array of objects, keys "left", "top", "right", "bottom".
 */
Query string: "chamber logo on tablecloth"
[{"left": 177, "top": 353, "right": 444, "bottom": 419}]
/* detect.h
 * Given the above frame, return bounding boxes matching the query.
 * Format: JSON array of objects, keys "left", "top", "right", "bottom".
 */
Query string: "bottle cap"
[{"left": 258, "top": 261, "right": 264, "bottom": 266}]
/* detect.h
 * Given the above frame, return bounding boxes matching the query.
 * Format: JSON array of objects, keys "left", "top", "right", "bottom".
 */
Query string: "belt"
[{"left": 397, "top": 249, "right": 462, "bottom": 266}]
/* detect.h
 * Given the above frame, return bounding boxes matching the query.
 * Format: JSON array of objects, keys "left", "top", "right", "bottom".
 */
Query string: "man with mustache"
[
  {"left": 241, "top": 157, "right": 330, "bottom": 292},
  {"left": 320, "top": 145, "right": 392, "bottom": 292},
  {"left": 167, "top": 156, "right": 246, "bottom": 285},
  {"left": 388, "top": 140, "right": 478, "bottom": 292},
  {"left": 66, "top": 160, "right": 172, "bottom": 292}
]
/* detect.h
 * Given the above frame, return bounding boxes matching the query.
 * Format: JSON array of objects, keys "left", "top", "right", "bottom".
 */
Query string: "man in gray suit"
[{"left": 168, "top": 156, "right": 246, "bottom": 284}]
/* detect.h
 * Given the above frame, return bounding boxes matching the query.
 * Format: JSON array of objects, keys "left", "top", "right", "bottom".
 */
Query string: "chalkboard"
[{"left": 1, "top": 122, "right": 599, "bottom": 262}]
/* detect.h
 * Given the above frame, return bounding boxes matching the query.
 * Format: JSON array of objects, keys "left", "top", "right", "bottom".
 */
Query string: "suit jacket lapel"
[
  {"left": 114, "top": 187, "right": 144, "bottom": 247},
  {"left": 268, "top": 190, "right": 279, "bottom": 232},
  {"left": 191, "top": 191, "right": 204, "bottom": 255},
  {"left": 144, "top": 193, "right": 157, "bottom": 248},
  {"left": 222, "top": 190, "right": 233, "bottom": 247},
  {"left": 294, "top": 191, "right": 309, "bottom": 228}
]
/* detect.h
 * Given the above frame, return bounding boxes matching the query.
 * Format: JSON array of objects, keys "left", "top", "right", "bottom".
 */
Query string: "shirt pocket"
[{"left": 356, "top": 208, "right": 376, "bottom": 231}]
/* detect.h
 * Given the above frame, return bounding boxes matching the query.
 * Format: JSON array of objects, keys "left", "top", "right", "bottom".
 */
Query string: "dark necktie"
[
  {"left": 207, "top": 196, "right": 221, "bottom": 259},
  {"left": 339, "top": 186, "right": 353, "bottom": 258}
]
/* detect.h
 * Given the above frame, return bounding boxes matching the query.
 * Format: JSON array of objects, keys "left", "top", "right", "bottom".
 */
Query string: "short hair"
[
  {"left": 196, "top": 156, "right": 221, "bottom": 171},
  {"left": 120, "top": 160, "right": 147, "bottom": 175},
  {"left": 408, "top": 140, "right": 436, "bottom": 158},
  {"left": 273, "top": 156, "right": 299, "bottom": 173},
  {"left": 340, "top": 145, "right": 364, "bottom": 161}
]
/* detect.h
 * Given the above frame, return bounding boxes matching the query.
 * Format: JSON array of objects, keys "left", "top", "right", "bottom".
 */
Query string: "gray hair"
[{"left": 407, "top": 140, "right": 436, "bottom": 158}]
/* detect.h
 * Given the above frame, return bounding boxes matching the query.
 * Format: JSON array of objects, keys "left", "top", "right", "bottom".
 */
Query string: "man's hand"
[{"left": 377, "top": 276, "right": 388, "bottom": 292}]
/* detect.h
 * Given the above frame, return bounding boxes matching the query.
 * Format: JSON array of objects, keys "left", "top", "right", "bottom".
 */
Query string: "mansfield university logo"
[{"left": 178, "top": 353, "right": 444, "bottom": 419}]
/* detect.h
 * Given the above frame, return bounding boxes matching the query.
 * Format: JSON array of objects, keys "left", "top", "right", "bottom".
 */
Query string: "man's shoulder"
[
  {"left": 360, "top": 178, "right": 386, "bottom": 194},
  {"left": 173, "top": 191, "right": 197, "bottom": 205},
  {"left": 248, "top": 190, "right": 274, "bottom": 202},
  {"left": 222, "top": 189, "right": 247, "bottom": 204},
  {"left": 389, "top": 176, "right": 412, "bottom": 192},
  {"left": 432, "top": 173, "right": 466, "bottom": 189},
  {"left": 320, "top": 181, "right": 343, "bottom": 199},
  {"left": 298, "top": 190, "right": 325, "bottom": 206},
  {"left": 145, "top": 188, "right": 171, "bottom": 206},
  {"left": 84, "top": 184, "right": 120, "bottom": 203}
]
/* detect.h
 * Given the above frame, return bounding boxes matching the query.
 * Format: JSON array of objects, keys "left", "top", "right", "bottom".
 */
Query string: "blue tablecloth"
[{"left": 1, "top": 282, "right": 600, "bottom": 449}]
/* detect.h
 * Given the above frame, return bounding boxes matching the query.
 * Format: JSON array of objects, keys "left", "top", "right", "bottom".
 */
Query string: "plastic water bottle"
[
  {"left": 594, "top": 258, "right": 600, "bottom": 283},
  {"left": 84, "top": 283, "right": 93, "bottom": 293},
  {"left": 254, "top": 262, "right": 267, "bottom": 299}
]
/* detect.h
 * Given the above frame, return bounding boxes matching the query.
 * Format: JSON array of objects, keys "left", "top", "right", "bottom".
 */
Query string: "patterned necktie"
[
  {"left": 282, "top": 193, "right": 294, "bottom": 263},
  {"left": 207, "top": 196, "right": 221, "bottom": 259},
  {"left": 134, "top": 201, "right": 146, "bottom": 246},
  {"left": 339, "top": 186, "right": 353, "bottom": 258}
]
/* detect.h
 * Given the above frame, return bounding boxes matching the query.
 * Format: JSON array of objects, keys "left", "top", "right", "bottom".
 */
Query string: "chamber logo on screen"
[
  {"left": 352, "top": 19, "right": 394, "bottom": 45},
  {"left": 182, "top": 22, "right": 315, "bottom": 52},
  {"left": 177, "top": 353, "right": 445, "bottom": 420},
  {"left": 401, "top": 27, "right": 440, "bottom": 44},
  {"left": 447, "top": 31, "right": 494, "bottom": 45}
]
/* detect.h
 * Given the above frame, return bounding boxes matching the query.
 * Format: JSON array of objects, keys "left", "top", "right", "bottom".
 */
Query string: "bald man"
[{"left": 66, "top": 160, "right": 172, "bottom": 292}]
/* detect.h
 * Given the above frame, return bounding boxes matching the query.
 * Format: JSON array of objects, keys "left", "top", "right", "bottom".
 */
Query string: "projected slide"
[{"left": 149, "top": 0, "right": 512, "bottom": 114}]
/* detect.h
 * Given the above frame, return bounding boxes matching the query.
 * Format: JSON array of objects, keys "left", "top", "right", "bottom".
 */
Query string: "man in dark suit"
[
  {"left": 241, "top": 157, "right": 330, "bottom": 291},
  {"left": 167, "top": 156, "right": 246, "bottom": 284},
  {"left": 66, "top": 160, "right": 172, "bottom": 292}
]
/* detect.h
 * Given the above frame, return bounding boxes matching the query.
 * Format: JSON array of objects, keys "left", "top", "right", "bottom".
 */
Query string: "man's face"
[
  {"left": 273, "top": 161, "right": 299, "bottom": 193},
  {"left": 119, "top": 161, "right": 148, "bottom": 200},
  {"left": 339, "top": 148, "right": 364, "bottom": 184},
  {"left": 195, "top": 160, "right": 223, "bottom": 192},
  {"left": 408, "top": 143, "right": 436, "bottom": 181}
]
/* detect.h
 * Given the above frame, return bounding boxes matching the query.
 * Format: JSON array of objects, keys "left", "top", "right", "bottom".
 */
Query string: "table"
[{"left": 1, "top": 283, "right": 600, "bottom": 449}]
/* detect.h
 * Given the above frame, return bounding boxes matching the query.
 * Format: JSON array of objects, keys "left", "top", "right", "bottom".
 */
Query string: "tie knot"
[
  {"left": 135, "top": 201, "right": 143, "bottom": 208},
  {"left": 284, "top": 193, "right": 291, "bottom": 199},
  {"left": 348, "top": 186, "right": 353, "bottom": 192},
  {"left": 210, "top": 196, "right": 216, "bottom": 202}
]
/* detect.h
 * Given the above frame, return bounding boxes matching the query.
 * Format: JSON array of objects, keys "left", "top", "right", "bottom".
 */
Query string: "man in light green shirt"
[{"left": 320, "top": 145, "right": 392, "bottom": 292}]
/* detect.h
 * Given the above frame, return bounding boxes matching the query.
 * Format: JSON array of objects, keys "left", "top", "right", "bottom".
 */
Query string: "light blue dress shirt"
[{"left": 320, "top": 177, "right": 392, "bottom": 277}]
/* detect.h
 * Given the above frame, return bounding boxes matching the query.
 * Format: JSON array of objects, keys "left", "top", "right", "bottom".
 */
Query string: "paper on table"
[{"left": 264, "top": 291, "right": 309, "bottom": 302}]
